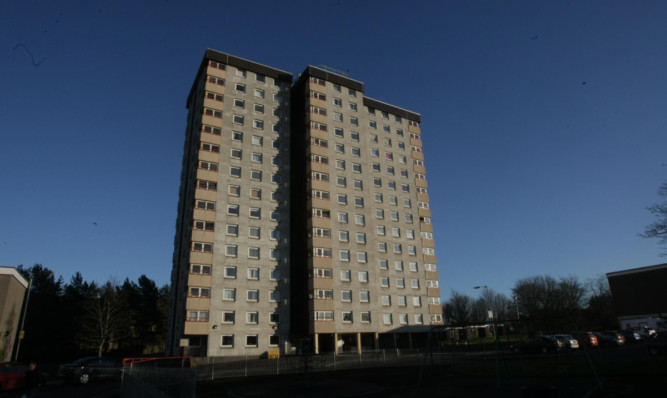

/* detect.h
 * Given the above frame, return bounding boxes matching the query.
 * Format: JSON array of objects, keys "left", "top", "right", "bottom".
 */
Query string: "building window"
[
  {"left": 191, "top": 264, "right": 211, "bottom": 275},
  {"left": 189, "top": 287, "right": 210, "bottom": 298},
  {"left": 381, "top": 295, "right": 391, "bottom": 306},
  {"left": 246, "top": 335, "right": 258, "bottom": 347},
  {"left": 196, "top": 200, "right": 215, "bottom": 211},
  {"left": 230, "top": 167, "right": 241, "bottom": 178},
  {"left": 251, "top": 170, "right": 262, "bottom": 181},
  {"left": 314, "top": 268, "right": 333, "bottom": 278},
  {"left": 194, "top": 221, "right": 215, "bottom": 231},
  {"left": 188, "top": 311, "right": 208, "bottom": 322},
  {"left": 208, "top": 76, "right": 225, "bottom": 85},
  {"left": 361, "top": 312, "right": 371, "bottom": 322},
  {"left": 232, "top": 131, "right": 243, "bottom": 142},
  {"left": 223, "top": 288, "right": 236, "bottom": 300},
  {"left": 357, "top": 252, "right": 367, "bottom": 263},
  {"left": 192, "top": 242, "right": 213, "bottom": 253},
  {"left": 252, "top": 136, "right": 263, "bottom": 146},
  {"left": 358, "top": 271, "right": 369, "bottom": 283},
  {"left": 356, "top": 233, "right": 366, "bottom": 244},
  {"left": 395, "top": 260, "right": 404, "bottom": 271},
  {"left": 398, "top": 296, "right": 407, "bottom": 306},
  {"left": 333, "top": 98, "right": 342, "bottom": 107},
  {"left": 380, "top": 277, "right": 390, "bottom": 288},
  {"left": 256, "top": 74, "right": 265, "bottom": 83},
  {"left": 338, "top": 212, "right": 348, "bottom": 223},
  {"left": 383, "top": 314, "right": 393, "bottom": 325},
  {"left": 269, "top": 335, "right": 280, "bottom": 346},
  {"left": 342, "top": 311, "right": 353, "bottom": 323},
  {"left": 269, "top": 291, "right": 280, "bottom": 302},
  {"left": 247, "top": 268, "right": 260, "bottom": 280},
  {"left": 340, "top": 269, "right": 351, "bottom": 281},
  {"left": 249, "top": 208, "right": 261, "bottom": 219},
  {"left": 248, "top": 247, "right": 260, "bottom": 259},
  {"left": 227, "top": 205, "right": 239, "bottom": 216},
  {"left": 411, "top": 279, "right": 420, "bottom": 289},
  {"left": 355, "top": 215, "right": 365, "bottom": 226},
  {"left": 339, "top": 230, "right": 349, "bottom": 242},
  {"left": 352, "top": 163, "right": 362, "bottom": 173},
  {"left": 222, "top": 311, "right": 235, "bottom": 324},
  {"left": 204, "top": 108, "right": 222, "bottom": 118},
  {"left": 359, "top": 291, "right": 370, "bottom": 303},
  {"left": 413, "top": 296, "right": 421, "bottom": 307},
  {"left": 337, "top": 194, "right": 348, "bottom": 205},
  {"left": 350, "top": 117, "right": 359, "bottom": 126},
  {"left": 315, "top": 289, "right": 334, "bottom": 300},
  {"left": 270, "top": 269, "right": 281, "bottom": 281},
  {"left": 249, "top": 188, "right": 261, "bottom": 200},
  {"left": 247, "top": 290, "right": 259, "bottom": 302},
  {"left": 340, "top": 250, "right": 350, "bottom": 262},
  {"left": 246, "top": 312, "right": 259, "bottom": 324},
  {"left": 270, "top": 313, "right": 280, "bottom": 324},
  {"left": 378, "top": 242, "right": 387, "bottom": 252},
  {"left": 254, "top": 88, "right": 265, "bottom": 98},
  {"left": 225, "top": 245, "right": 238, "bottom": 257},
  {"left": 235, "top": 83, "right": 246, "bottom": 93},
  {"left": 396, "top": 278, "right": 405, "bottom": 289},
  {"left": 226, "top": 224, "right": 238, "bottom": 236},
  {"left": 254, "top": 103, "right": 264, "bottom": 113},
  {"left": 341, "top": 290, "right": 352, "bottom": 302}
]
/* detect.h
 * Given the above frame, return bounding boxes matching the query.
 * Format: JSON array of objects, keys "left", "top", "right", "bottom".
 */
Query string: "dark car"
[
  {"left": 646, "top": 333, "right": 667, "bottom": 356},
  {"left": 0, "top": 362, "right": 27, "bottom": 391},
  {"left": 59, "top": 357, "right": 122, "bottom": 384},
  {"left": 620, "top": 329, "right": 642, "bottom": 344},
  {"left": 592, "top": 332, "right": 618, "bottom": 347},
  {"left": 571, "top": 331, "right": 599, "bottom": 348},
  {"left": 511, "top": 335, "right": 563, "bottom": 354}
]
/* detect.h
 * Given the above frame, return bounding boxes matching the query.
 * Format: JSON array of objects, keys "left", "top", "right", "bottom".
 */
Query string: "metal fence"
[
  {"left": 122, "top": 367, "right": 197, "bottom": 398},
  {"left": 192, "top": 349, "right": 451, "bottom": 381}
]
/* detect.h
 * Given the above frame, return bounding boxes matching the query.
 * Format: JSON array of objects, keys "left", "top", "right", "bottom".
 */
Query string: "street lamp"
[{"left": 474, "top": 284, "right": 500, "bottom": 388}]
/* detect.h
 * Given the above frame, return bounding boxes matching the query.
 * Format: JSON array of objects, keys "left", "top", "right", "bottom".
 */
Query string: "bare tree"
[
  {"left": 641, "top": 179, "right": 667, "bottom": 255},
  {"left": 78, "top": 281, "right": 129, "bottom": 357},
  {"left": 444, "top": 290, "right": 473, "bottom": 326}
]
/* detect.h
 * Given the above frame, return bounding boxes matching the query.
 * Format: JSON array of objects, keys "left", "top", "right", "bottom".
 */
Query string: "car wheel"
[{"left": 79, "top": 373, "right": 90, "bottom": 384}]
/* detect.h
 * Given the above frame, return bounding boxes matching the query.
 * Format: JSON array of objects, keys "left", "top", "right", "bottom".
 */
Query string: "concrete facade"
[
  {"left": 0, "top": 267, "right": 29, "bottom": 361},
  {"left": 168, "top": 50, "right": 442, "bottom": 357}
]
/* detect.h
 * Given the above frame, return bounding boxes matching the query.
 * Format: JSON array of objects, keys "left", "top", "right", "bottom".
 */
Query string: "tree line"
[
  {"left": 15, "top": 264, "right": 169, "bottom": 363},
  {"left": 442, "top": 274, "right": 617, "bottom": 335}
]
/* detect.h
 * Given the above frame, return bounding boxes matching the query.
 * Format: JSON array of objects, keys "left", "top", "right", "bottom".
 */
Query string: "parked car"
[
  {"left": 571, "top": 331, "right": 599, "bottom": 348},
  {"left": 620, "top": 329, "right": 642, "bottom": 344},
  {"left": 511, "top": 336, "right": 563, "bottom": 354},
  {"left": 550, "top": 334, "right": 580, "bottom": 350},
  {"left": 59, "top": 357, "right": 122, "bottom": 384},
  {"left": 599, "top": 331, "right": 626, "bottom": 346},
  {"left": 592, "top": 332, "right": 618, "bottom": 347},
  {"left": 0, "top": 362, "right": 27, "bottom": 391},
  {"left": 646, "top": 333, "right": 667, "bottom": 356}
]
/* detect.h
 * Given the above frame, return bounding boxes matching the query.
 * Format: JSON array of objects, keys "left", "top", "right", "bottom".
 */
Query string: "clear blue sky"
[{"left": 2, "top": 1, "right": 665, "bottom": 300}]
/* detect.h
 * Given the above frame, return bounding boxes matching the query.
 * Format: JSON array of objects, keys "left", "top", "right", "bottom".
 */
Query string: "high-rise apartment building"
[{"left": 167, "top": 50, "right": 442, "bottom": 357}]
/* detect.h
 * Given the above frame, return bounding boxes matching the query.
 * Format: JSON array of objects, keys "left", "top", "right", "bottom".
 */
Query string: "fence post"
[{"left": 245, "top": 355, "right": 248, "bottom": 377}]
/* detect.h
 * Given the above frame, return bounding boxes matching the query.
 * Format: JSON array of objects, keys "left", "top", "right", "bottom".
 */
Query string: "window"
[
  {"left": 311, "top": 171, "right": 329, "bottom": 182},
  {"left": 408, "top": 246, "right": 416, "bottom": 255},
  {"left": 229, "top": 166, "right": 241, "bottom": 178},
  {"left": 388, "top": 181, "right": 396, "bottom": 190},
  {"left": 341, "top": 290, "right": 352, "bottom": 302},
  {"left": 270, "top": 269, "right": 281, "bottom": 281},
  {"left": 337, "top": 194, "right": 348, "bottom": 205},
  {"left": 383, "top": 125, "right": 391, "bottom": 133},
  {"left": 252, "top": 136, "right": 263, "bottom": 146},
  {"left": 223, "top": 288, "right": 236, "bottom": 300},
  {"left": 356, "top": 233, "right": 366, "bottom": 244},
  {"left": 204, "top": 108, "right": 222, "bottom": 118},
  {"left": 312, "top": 228, "right": 331, "bottom": 238},
  {"left": 249, "top": 188, "right": 261, "bottom": 200},
  {"left": 201, "top": 141, "right": 221, "bottom": 153},
  {"left": 379, "top": 259, "right": 388, "bottom": 269},
  {"left": 315, "top": 289, "right": 334, "bottom": 300},
  {"left": 361, "top": 312, "right": 371, "bottom": 322},
  {"left": 194, "top": 221, "right": 215, "bottom": 231},
  {"left": 232, "top": 131, "right": 243, "bottom": 141},
  {"left": 247, "top": 290, "right": 259, "bottom": 302},
  {"left": 256, "top": 73, "right": 265, "bottom": 83},
  {"left": 333, "top": 112, "right": 343, "bottom": 122},
  {"left": 405, "top": 214, "right": 414, "bottom": 223},
  {"left": 230, "top": 148, "right": 242, "bottom": 160},
  {"left": 246, "top": 335, "right": 258, "bottom": 347},
  {"left": 254, "top": 104, "right": 264, "bottom": 113},
  {"left": 359, "top": 291, "right": 370, "bottom": 303},
  {"left": 227, "top": 204, "right": 239, "bottom": 216},
  {"left": 253, "top": 119, "right": 264, "bottom": 130},
  {"left": 399, "top": 155, "right": 407, "bottom": 164},
  {"left": 222, "top": 311, "right": 235, "bottom": 324},
  {"left": 313, "top": 247, "right": 332, "bottom": 258},
  {"left": 358, "top": 271, "right": 369, "bottom": 283},
  {"left": 392, "top": 227, "right": 401, "bottom": 238},
  {"left": 390, "top": 212, "right": 399, "bottom": 221},
  {"left": 349, "top": 117, "right": 358, "bottom": 126},
  {"left": 335, "top": 143, "right": 345, "bottom": 153},
  {"left": 353, "top": 180, "right": 363, "bottom": 190},
  {"left": 197, "top": 180, "right": 217, "bottom": 191},
  {"left": 355, "top": 214, "right": 365, "bottom": 226},
  {"left": 188, "top": 311, "right": 208, "bottom": 322},
  {"left": 249, "top": 208, "right": 261, "bottom": 219},
  {"left": 339, "top": 230, "right": 349, "bottom": 242},
  {"left": 373, "top": 178, "right": 382, "bottom": 187},
  {"left": 334, "top": 127, "right": 344, "bottom": 138},
  {"left": 414, "top": 314, "right": 424, "bottom": 324},
  {"left": 342, "top": 311, "right": 353, "bottom": 323},
  {"left": 199, "top": 161, "right": 218, "bottom": 171},
  {"left": 396, "top": 278, "right": 405, "bottom": 288},
  {"left": 354, "top": 197, "right": 364, "bottom": 207},
  {"left": 399, "top": 314, "right": 408, "bottom": 325},
  {"left": 403, "top": 199, "right": 412, "bottom": 207},
  {"left": 312, "top": 208, "right": 331, "bottom": 219},
  {"left": 269, "top": 291, "right": 280, "bottom": 302},
  {"left": 235, "top": 68, "right": 246, "bottom": 78},
  {"left": 409, "top": 262, "right": 418, "bottom": 272},
  {"left": 270, "top": 313, "right": 280, "bottom": 323},
  {"left": 234, "top": 98, "right": 245, "bottom": 108},
  {"left": 270, "top": 211, "right": 280, "bottom": 221},
  {"left": 348, "top": 88, "right": 356, "bottom": 97},
  {"left": 225, "top": 245, "right": 238, "bottom": 257},
  {"left": 381, "top": 295, "right": 392, "bottom": 306},
  {"left": 314, "top": 268, "right": 333, "bottom": 278},
  {"left": 248, "top": 247, "right": 260, "bottom": 259},
  {"left": 350, "top": 132, "right": 360, "bottom": 141},
  {"left": 270, "top": 229, "right": 280, "bottom": 241},
  {"left": 340, "top": 270, "right": 351, "bottom": 281},
  {"left": 337, "top": 176, "right": 347, "bottom": 187},
  {"left": 411, "top": 279, "right": 420, "bottom": 289},
  {"left": 251, "top": 170, "right": 262, "bottom": 181},
  {"left": 191, "top": 264, "right": 211, "bottom": 275},
  {"left": 393, "top": 244, "right": 402, "bottom": 254},
  {"left": 380, "top": 277, "right": 390, "bottom": 288},
  {"left": 254, "top": 88, "right": 265, "bottom": 98},
  {"left": 333, "top": 98, "right": 342, "bottom": 107},
  {"left": 235, "top": 83, "right": 246, "bottom": 93},
  {"left": 369, "top": 121, "right": 377, "bottom": 129},
  {"left": 313, "top": 311, "right": 334, "bottom": 321},
  {"left": 340, "top": 250, "right": 350, "bottom": 262},
  {"left": 196, "top": 200, "right": 215, "bottom": 211},
  {"left": 349, "top": 102, "right": 357, "bottom": 111},
  {"left": 192, "top": 242, "right": 213, "bottom": 253},
  {"left": 269, "top": 335, "right": 280, "bottom": 346},
  {"left": 352, "top": 163, "right": 362, "bottom": 173},
  {"left": 423, "top": 248, "right": 435, "bottom": 255},
  {"left": 377, "top": 225, "right": 386, "bottom": 235},
  {"left": 387, "top": 166, "right": 395, "bottom": 175},
  {"left": 338, "top": 212, "right": 348, "bottom": 223},
  {"left": 246, "top": 312, "right": 259, "bottom": 324},
  {"left": 378, "top": 242, "right": 387, "bottom": 252},
  {"left": 310, "top": 91, "right": 326, "bottom": 101},
  {"left": 370, "top": 148, "right": 379, "bottom": 157},
  {"left": 336, "top": 159, "right": 345, "bottom": 170},
  {"left": 271, "top": 191, "right": 281, "bottom": 202},
  {"left": 395, "top": 260, "right": 404, "bottom": 271},
  {"left": 224, "top": 266, "right": 237, "bottom": 279},
  {"left": 398, "top": 296, "right": 407, "bottom": 306},
  {"left": 248, "top": 226, "right": 260, "bottom": 239},
  {"left": 189, "top": 287, "right": 210, "bottom": 298},
  {"left": 412, "top": 296, "right": 421, "bottom": 306},
  {"left": 208, "top": 75, "right": 225, "bottom": 85},
  {"left": 383, "top": 314, "right": 393, "bottom": 325},
  {"left": 333, "top": 83, "right": 341, "bottom": 92},
  {"left": 357, "top": 252, "right": 367, "bottom": 263},
  {"left": 372, "top": 163, "right": 381, "bottom": 172},
  {"left": 248, "top": 268, "right": 259, "bottom": 281}
]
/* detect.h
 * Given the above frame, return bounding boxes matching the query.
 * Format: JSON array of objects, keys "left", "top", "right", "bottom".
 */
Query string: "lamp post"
[
  {"left": 474, "top": 285, "right": 500, "bottom": 388},
  {"left": 514, "top": 295, "right": 520, "bottom": 320}
]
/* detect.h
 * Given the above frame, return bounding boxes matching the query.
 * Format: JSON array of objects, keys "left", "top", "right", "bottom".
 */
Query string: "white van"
[{"left": 621, "top": 317, "right": 667, "bottom": 333}]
